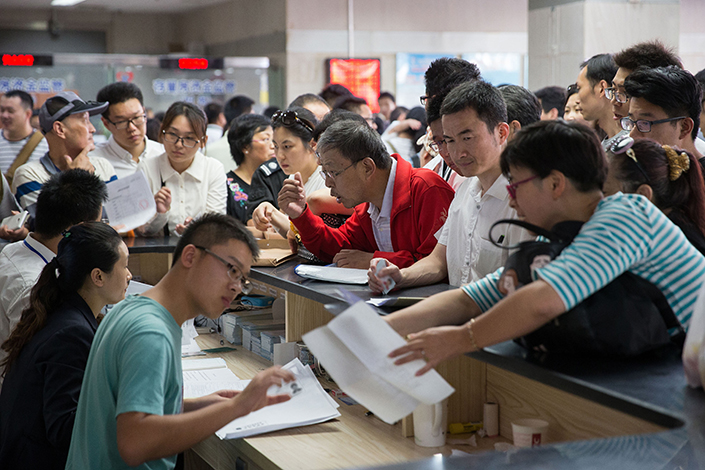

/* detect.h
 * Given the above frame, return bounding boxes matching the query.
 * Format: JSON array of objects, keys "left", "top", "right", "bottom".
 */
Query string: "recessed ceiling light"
[{"left": 51, "top": 0, "right": 87, "bottom": 6}]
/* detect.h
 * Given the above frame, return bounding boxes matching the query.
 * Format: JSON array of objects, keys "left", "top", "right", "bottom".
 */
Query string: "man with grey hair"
[{"left": 278, "top": 120, "right": 454, "bottom": 269}]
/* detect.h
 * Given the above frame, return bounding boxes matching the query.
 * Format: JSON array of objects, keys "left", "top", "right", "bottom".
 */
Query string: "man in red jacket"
[{"left": 279, "top": 119, "right": 454, "bottom": 269}]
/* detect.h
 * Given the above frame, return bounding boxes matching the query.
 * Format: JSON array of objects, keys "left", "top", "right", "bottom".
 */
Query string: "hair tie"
[
  {"left": 61, "top": 230, "right": 71, "bottom": 238},
  {"left": 663, "top": 145, "right": 690, "bottom": 181}
]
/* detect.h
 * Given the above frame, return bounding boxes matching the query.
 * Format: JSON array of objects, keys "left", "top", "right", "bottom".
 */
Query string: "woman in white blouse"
[{"left": 137, "top": 102, "right": 226, "bottom": 236}]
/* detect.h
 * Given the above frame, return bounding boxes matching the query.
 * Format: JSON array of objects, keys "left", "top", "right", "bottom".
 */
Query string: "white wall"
[{"left": 680, "top": 0, "right": 705, "bottom": 74}]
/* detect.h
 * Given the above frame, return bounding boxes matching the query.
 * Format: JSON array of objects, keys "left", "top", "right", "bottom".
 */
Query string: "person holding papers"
[
  {"left": 65, "top": 214, "right": 294, "bottom": 469},
  {"left": 0, "top": 222, "right": 131, "bottom": 470},
  {"left": 136, "top": 102, "right": 226, "bottom": 236},
  {"left": 278, "top": 119, "right": 454, "bottom": 268}
]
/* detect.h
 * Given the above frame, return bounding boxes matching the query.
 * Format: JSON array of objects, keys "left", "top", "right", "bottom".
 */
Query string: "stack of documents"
[
  {"left": 181, "top": 319, "right": 202, "bottom": 357},
  {"left": 302, "top": 301, "right": 455, "bottom": 424},
  {"left": 183, "top": 358, "right": 241, "bottom": 398},
  {"left": 215, "top": 358, "right": 340, "bottom": 439}
]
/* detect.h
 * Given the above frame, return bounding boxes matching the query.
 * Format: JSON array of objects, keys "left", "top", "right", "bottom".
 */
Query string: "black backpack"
[{"left": 490, "top": 219, "right": 685, "bottom": 356}]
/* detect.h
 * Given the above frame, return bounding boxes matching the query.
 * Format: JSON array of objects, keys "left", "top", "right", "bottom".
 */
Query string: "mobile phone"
[{"left": 1, "top": 211, "right": 29, "bottom": 231}]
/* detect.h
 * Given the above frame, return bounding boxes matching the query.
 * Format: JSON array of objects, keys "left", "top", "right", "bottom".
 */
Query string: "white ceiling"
[{"left": 0, "top": 0, "right": 230, "bottom": 13}]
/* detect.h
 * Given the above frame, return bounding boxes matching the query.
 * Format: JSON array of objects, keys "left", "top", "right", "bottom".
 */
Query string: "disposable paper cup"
[{"left": 511, "top": 419, "right": 549, "bottom": 447}]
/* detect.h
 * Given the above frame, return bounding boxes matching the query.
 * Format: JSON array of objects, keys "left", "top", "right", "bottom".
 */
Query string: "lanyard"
[{"left": 23, "top": 240, "right": 50, "bottom": 264}]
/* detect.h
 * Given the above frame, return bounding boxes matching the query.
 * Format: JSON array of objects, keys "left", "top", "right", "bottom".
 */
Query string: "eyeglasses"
[
  {"left": 506, "top": 175, "right": 539, "bottom": 199},
  {"left": 194, "top": 245, "right": 250, "bottom": 288},
  {"left": 162, "top": 130, "right": 201, "bottom": 148},
  {"left": 316, "top": 151, "right": 357, "bottom": 180},
  {"left": 429, "top": 139, "right": 445, "bottom": 153},
  {"left": 604, "top": 87, "right": 629, "bottom": 104},
  {"left": 419, "top": 95, "right": 429, "bottom": 106},
  {"left": 106, "top": 114, "right": 146, "bottom": 130},
  {"left": 609, "top": 135, "right": 650, "bottom": 184},
  {"left": 620, "top": 116, "right": 686, "bottom": 134},
  {"left": 272, "top": 110, "right": 314, "bottom": 133}
]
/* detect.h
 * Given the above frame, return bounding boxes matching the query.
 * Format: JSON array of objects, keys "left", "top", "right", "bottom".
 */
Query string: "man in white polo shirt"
[{"left": 91, "top": 82, "right": 164, "bottom": 179}]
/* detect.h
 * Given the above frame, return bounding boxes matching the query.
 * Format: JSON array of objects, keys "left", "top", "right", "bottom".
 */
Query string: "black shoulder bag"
[{"left": 489, "top": 219, "right": 685, "bottom": 357}]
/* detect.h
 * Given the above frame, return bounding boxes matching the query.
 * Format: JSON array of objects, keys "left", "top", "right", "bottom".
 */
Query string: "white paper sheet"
[
  {"left": 302, "top": 301, "right": 454, "bottom": 424},
  {"left": 294, "top": 265, "right": 368, "bottom": 284},
  {"left": 215, "top": 358, "right": 340, "bottom": 439},
  {"left": 183, "top": 368, "right": 243, "bottom": 399},
  {"left": 182, "top": 357, "right": 228, "bottom": 371},
  {"left": 104, "top": 172, "right": 157, "bottom": 232}
]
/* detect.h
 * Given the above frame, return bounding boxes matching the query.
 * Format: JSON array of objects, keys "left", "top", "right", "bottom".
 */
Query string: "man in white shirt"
[
  {"left": 204, "top": 102, "right": 226, "bottom": 144},
  {"left": 206, "top": 95, "right": 255, "bottom": 173},
  {"left": 12, "top": 91, "right": 117, "bottom": 215},
  {"left": 369, "top": 80, "right": 531, "bottom": 290},
  {"left": 91, "top": 82, "right": 164, "bottom": 179},
  {"left": 0, "top": 169, "right": 107, "bottom": 388}
]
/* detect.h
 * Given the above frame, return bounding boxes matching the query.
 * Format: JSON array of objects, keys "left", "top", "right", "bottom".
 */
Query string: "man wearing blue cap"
[{"left": 11, "top": 91, "right": 117, "bottom": 215}]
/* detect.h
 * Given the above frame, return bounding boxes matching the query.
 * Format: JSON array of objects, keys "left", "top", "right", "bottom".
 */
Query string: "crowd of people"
[{"left": 0, "top": 38, "right": 704, "bottom": 468}]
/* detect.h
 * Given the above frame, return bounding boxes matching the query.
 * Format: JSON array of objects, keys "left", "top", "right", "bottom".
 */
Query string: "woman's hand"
[
  {"left": 252, "top": 202, "right": 276, "bottom": 231},
  {"left": 278, "top": 173, "right": 307, "bottom": 219},
  {"left": 388, "top": 325, "right": 473, "bottom": 376},
  {"left": 154, "top": 187, "right": 172, "bottom": 214},
  {"left": 175, "top": 216, "right": 193, "bottom": 235}
]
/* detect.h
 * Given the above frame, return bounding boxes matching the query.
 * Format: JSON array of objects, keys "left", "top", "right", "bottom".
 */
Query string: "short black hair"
[
  {"left": 173, "top": 213, "right": 259, "bottom": 265},
  {"left": 317, "top": 120, "right": 391, "bottom": 170},
  {"left": 499, "top": 85, "right": 542, "bottom": 127},
  {"left": 4, "top": 90, "right": 33, "bottom": 110},
  {"left": 424, "top": 58, "right": 482, "bottom": 98},
  {"left": 378, "top": 91, "right": 395, "bottom": 103},
  {"left": 228, "top": 114, "right": 271, "bottom": 165},
  {"left": 96, "top": 82, "right": 144, "bottom": 119},
  {"left": 224, "top": 95, "right": 255, "bottom": 127},
  {"left": 320, "top": 84, "right": 352, "bottom": 106},
  {"left": 613, "top": 40, "right": 682, "bottom": 72},
  {"left": 426, "top": 68, "right": 482, "bottom": 124},
  {"left": 271, "top": 106, "right": 317, "bottom": 145},
  {"left": 500, "top": 120, "right": 607, "bottom": 193},
  {"left": 312, "top": 108, "right": 366, "bottom": 142},
  {"left": 289, "top": 93, "right": 329, "bottom": 110},
  {"left": 332, "top": 95, "right": 368, "bottom": 113},
  {"left": 34, "top": 169, "right": 108, "bottom": 238},
  {"left": 533, "top": 86, "right": 567, "bottom": 118},
  {"left": 406, "top": 106, "right": 428, "bottom": 153},
  {"left": 695, "top": 68, "right": 705, "bottom": 103},
  {"left": 204, "top": 102, "right": 223, "bottom": 124},
  {"left": 440, "top": 80, "right": 508, "bottom": 133},
  {"left": 262, "top": 106, "right": 280, "bottom": 119},
  {"left": 624, "top": 66, "right": 702, "bottom": 141},
  {"left": 580, "top": 53, "right": 618, "bottom": 87}
]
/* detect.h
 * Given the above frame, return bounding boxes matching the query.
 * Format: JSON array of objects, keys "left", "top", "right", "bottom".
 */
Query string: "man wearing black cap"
[{"left": 11, "top": 91, "right": 117, "bottom": 215}]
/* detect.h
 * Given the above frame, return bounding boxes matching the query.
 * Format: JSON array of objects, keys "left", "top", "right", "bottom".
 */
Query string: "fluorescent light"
[{"left": 51, "top": 0, "right": 87, "bottom": 6}]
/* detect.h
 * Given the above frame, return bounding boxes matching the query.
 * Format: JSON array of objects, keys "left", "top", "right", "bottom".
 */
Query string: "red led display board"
[
  {"left": 327, "top": 58, "right": 381, "bottom": 113},
  {"left": 1, "top": 54, "right": 53, "bottom": 67},
  {"left": 178, "top": 58, "right": 208, "bottom": 70}
]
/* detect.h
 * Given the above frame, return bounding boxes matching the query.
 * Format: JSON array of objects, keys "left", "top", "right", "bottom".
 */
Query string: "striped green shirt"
[{"left": 462, "top": 193, "right": 705, "bottom": 329}]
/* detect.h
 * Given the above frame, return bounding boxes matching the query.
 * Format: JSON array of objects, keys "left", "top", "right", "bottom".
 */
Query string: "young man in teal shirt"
[{"left": 66, "top": 214, "right": 294, "bottom": 469}]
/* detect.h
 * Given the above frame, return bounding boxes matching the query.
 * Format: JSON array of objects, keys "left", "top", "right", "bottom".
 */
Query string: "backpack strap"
[
  {"left": 4, "top": 131, "right": 43, "bottom": 186},
  {"left": 489, "top": 218, "right": 556, "bottom": 248}
]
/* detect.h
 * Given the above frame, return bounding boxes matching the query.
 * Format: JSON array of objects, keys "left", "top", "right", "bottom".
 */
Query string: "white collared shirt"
[
  {"left": 138, "top": 151, "right": 227, "bottom": 234},
  {"left": 0, "top": 233, "right": 55, "bottom": 387},
  {"left": 437, "top": 174, "right": 532, "bottom": 287},
  {"left": 91, "top": 135, "right": 164, "bottom": 180},
  {"left": 205, "top": 130, "right": 238, "bottom": 173},
  {"left": 367, "top": 158, "right": 397, "bottom": 253},
  {"left": 206, "top": 124, "right": 224, "bottom": 144}
]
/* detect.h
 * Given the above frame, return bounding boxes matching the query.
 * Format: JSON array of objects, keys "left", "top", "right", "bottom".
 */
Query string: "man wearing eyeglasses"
[
  {"left": 91, "top": 82, "right": 164, "bottom": 179},
  {"left": 610, "top": 41, "right": 683, "bottom": 131},
  {"left": 11, "top": 91, "right": 117, "bottom": 215},
  {"left": 623, "top": 66, "right": 703, "bottom": 161}
]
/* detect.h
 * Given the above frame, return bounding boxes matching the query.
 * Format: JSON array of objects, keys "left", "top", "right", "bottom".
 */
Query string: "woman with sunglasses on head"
[
  {"left": 249, "top": 107, "right": 329, "bottom": 235},
  {"left": 0, "top": 222, "right": 131, "bottom": 470},
  {"left": 137, "top": 101, "right": 227, "bottom": 236},
  {"left": 603, "top": 137, "right": 705, "bottom": 254},
  {"left": 225, "top": 114, "right": 276, "bottom": 223}
]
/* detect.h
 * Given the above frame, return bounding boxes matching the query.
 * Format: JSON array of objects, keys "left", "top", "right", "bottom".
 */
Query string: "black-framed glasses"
[
  {"left": 194, "top": 245, "right": 250, "bottom": 287},
  {"left": 609, "top": 135, "right": 650, "bottom": 184},
  {"left": 162, "top": 130, "right": 201, "bottom": 148},
  {"left": 106, "top": 114, "right": 147, "bottom": 130},
  {"left": 272, "top": 110, "right": 314, "bottom": 133},
  {"left": 316, "top": 151, "right": 357, "bottom": 180},
  {"left": 506, "top": 175, "right": 539, "bottom": 199},
  {"left": 620, "top": 116, "right": 686, "bottom": 134},
  {"left": 604, "top": 87, "right": 629, "bottom": 104}
]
